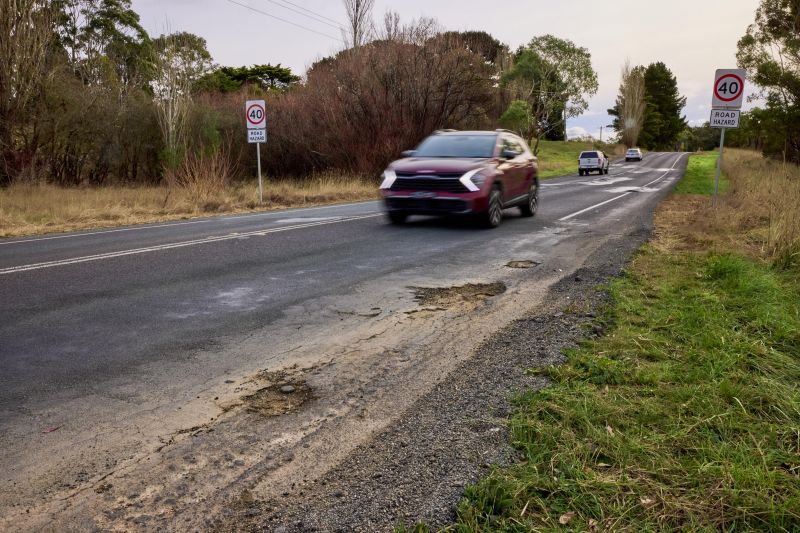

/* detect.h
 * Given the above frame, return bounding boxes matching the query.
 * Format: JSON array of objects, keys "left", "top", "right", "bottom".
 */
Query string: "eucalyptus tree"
[{"left": 501, "top": 35, "right": 598, "bottom": 153}]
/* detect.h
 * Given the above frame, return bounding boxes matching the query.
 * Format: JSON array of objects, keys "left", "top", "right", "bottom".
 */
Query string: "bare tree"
[
  {"left": 151, "top": 31, "right": 212, "bottom": 172},
  {"left": 0, "top": 0, "right": 53, "bottom": 183},
  {"left": 619, "top": 60, "right": 646, "bottom": 148},
  {"left": 376, "top": 10, "right": 440, "bottom": 44},
  {"left": 342, "top": 0, "right": 374, "bottom": 48}
]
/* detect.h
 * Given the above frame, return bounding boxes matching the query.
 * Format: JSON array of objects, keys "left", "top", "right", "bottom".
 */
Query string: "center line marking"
[{"left": 1, "top": 213, "right": 382, "bottom": 275}]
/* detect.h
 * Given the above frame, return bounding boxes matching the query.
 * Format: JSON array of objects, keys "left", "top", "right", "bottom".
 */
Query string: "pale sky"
[{"left": 132, "top": 0, "right": 762, "bottom": 139}]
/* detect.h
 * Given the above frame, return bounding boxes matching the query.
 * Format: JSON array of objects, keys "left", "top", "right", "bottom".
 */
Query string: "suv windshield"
[
  {"left": 415, "top": 135, "right": 497, "bottom": 158},
  {"left": 580, "top": 151, "right": 599, "bottom": 158}
]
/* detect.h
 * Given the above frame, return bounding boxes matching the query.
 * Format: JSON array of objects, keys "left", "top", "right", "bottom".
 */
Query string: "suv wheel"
[
  {"left": 387, "top": 211, "right": 407, "bottom": 224},
  {"left": 579, "top": 169, "right": 584, "bottom": 176},
  {"left": 482, "top": 187, "right": 503, "bottom": 228},
  {"left": 519, "top": 181, "right": 538, "bottom": 217}
]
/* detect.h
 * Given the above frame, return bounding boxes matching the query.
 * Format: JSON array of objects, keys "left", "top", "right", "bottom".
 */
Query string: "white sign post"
[
  {"left": 245, "top": 100, "right": 267, "bottom": 205},
  {"left": 710, "top": 69, "right": 746, "bottom": 202}
]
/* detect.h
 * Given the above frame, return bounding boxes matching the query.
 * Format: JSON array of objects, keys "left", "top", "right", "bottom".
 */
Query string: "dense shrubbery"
[{"left": 0, "top": 0, "right": 601, "bottom": 188}]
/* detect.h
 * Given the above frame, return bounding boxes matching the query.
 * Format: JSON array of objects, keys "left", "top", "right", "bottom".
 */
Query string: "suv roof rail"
[
  {"left": 433, "top": 128, "right": 459, "bottom": 134},
  {"left": 495, "top": 129, "right": 517, "bottom": 135}
]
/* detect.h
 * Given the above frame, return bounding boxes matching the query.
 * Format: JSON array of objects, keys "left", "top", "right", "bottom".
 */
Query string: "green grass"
[
  {"left": 449, "top": 249, "right": 800, "bottom": 531},
  {"left": 536, "top": 141, "right": 617, "bottom": 180},
  {"left": 675, "top": 151, "right": 729, "bottom": 195}
]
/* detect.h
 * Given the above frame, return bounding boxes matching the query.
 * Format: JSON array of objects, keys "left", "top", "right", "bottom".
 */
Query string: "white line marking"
[
  {"left": 0, "top": 201, "right": 381, "bottom": 246},
  {"left": 558, "top": 193, "right": 632, "bottom": 221},
  {"left": 558, "top": 153, "right": 686, "bottom": 222},
  {"left": 0, "top": 213, "right": 382, "bottom": 275}
]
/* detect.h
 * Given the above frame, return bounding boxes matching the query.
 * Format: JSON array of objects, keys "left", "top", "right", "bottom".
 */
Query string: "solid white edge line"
[
  {"left": 0, "top": 200, "right": 382, "bottom": 246},
  {"left": 1, "top": 213, "right": 382, "bottom": 275},
  {"left": 558, "top": 152, "right": 687, "bottom": 222}
]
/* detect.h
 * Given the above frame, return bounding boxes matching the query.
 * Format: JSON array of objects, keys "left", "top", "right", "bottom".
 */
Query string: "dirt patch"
[
  {"left": 242, "top": 381, "right": 313, "bottom": 417},
  {"left": 410, "top": 282, "right": 506, "bottom": 309},
  {"left": 505, "top": 260, "right": 540, "bottom": 269}
]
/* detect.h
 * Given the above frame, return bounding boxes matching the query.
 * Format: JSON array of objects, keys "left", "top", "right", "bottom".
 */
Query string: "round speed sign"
[
  {"left": 711, "top": 69, "right": 746, "bottom": 109},
  {"left": 714, "top": 74, "right": 743, "bottom": 102},
  {"left": 245, "top": 100, "right": 267, "bottom": 129}
]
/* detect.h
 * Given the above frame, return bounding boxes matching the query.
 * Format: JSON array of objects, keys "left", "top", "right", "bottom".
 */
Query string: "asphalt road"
[{"left": 0, "top": 151, "right": 688, "bottom": 520}]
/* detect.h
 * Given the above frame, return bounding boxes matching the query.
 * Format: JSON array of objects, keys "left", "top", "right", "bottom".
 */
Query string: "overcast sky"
[{"left": 132, "top": 0, "right": 761, "bottom": 139}]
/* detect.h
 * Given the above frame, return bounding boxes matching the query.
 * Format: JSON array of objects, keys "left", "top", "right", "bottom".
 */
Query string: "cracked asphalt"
[{"left": 0, "top": 153, "right": 688, "bottom": 530}]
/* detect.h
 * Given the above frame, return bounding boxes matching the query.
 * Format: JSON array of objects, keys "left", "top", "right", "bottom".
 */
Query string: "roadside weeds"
[
  {"left": 0, "top": 173, "right": 379, "bottom": 238},
  {"left": 448, "top": 149, "right": 800, "bottom": 531}
]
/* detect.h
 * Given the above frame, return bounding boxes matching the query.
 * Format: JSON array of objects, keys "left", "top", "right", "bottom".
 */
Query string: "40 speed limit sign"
[
  {"left": 711, "top": 69, "right": 746, "bottom": 109},
  {"left": 245, "top": 99, "right": 266, "bottom": 129}
]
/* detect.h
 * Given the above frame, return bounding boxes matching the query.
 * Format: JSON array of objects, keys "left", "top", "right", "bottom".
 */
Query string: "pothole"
[
  {"left": 242, "top": 381, "right": 313, "bottom": 417},
  {"left": 506, "top": 260, "right": 540, "bottom": 269},
  {"left": 409, "top": 282, "right": 507, "bottom": 309}
]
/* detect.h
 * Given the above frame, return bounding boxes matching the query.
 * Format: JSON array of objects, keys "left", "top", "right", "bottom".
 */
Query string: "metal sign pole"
[
  {"left": 256, "top": 142, "right": 263, "bottom": 205},
  {"left": 713, "top": 127, "right": 726, "bottom": 204}
]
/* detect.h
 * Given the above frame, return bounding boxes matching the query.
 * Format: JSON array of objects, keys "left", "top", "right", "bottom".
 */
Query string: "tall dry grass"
[
  {"left": 721, "top": 149, "right": 800, "bottom": 267},
  {"left": 654, "top": 148, "right": 800, "bottom": 269},
  {"left": 0, "top": 173, "right": 379, "bottom": 238}
]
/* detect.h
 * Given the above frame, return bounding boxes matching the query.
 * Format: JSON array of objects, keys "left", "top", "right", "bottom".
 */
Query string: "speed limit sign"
[
  {"left": 245, "top": 99, "right": 266, "bottom": 129},
  {"left": 711, "top": 69, "right": 746, "bottom": 109}
]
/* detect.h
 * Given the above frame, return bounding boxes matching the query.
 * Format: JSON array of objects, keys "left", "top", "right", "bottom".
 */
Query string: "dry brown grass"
[
  {"left": 654, "top": 148, "right": 800, "bottom": 267},
  {"left": 0, "top": 173, "right": 379, "bottom": 238}
]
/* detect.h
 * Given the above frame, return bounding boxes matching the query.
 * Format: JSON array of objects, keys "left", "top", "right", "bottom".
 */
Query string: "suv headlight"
[
  {"left": 379, "top": 170, "right": 397, "bottom": 190},
  {"left": 460, "top": 168, "right": 486, "bottom": 192}
]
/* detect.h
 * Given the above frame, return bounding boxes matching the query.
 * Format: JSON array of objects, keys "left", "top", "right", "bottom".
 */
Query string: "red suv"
[{"left": 379, "top": 130, "right": 539, "bottom": 228}]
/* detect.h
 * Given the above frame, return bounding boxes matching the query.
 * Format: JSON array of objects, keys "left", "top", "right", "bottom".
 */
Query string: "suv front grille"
[{"left": 390, "top": 175, "right": 468, "bottom": 193}]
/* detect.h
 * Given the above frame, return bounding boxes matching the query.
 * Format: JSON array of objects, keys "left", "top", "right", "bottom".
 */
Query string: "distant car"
[
  {"left": 578, "top": 150, "right": 610, "bottom": 176},
  {"left": 379, "top": 130, "right": 539, "bottom": 228},
  {"left": 625, "top": 148, "right": 643, "bottom": 161}
]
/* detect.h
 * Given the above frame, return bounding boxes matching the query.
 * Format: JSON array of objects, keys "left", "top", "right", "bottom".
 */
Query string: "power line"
[
  {"left": 262, "top": 0, "right": 345, "bottom": 30},
  {"left": 276, "top": 0, "right": 344, "bottom": 26},
  {"left": 225, "top": 0, "right": 344, "bottom": 43}
]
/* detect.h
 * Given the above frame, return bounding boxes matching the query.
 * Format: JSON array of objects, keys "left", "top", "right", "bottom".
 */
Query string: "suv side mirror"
[
  {"left": 401, "top": 150, "right": 416, "bottom": 158},
  {"left": 501, "top": 149, "right": 516, "bottom": 160}
]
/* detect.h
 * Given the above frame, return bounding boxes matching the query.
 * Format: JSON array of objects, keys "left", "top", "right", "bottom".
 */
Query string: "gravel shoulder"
[{"left": 216, "top": 227, "right": 652, "bottom": 532}]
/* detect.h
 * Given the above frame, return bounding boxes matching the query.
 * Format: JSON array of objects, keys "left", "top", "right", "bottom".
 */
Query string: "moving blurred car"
[
  {"left": 625, "top": 148, "right": 643, "bottom": 161},
  {"left": 578, "top": 150, "right": 610, "bottom": 176},
  {"left": 379, "top": 130, "right": 539, "bottom": 228}
]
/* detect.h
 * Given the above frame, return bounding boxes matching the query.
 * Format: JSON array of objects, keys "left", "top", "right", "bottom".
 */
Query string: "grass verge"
[
  {"left": 448, "top": 150, "right": 800, "bottom": 531},
  {"left": 0, "top": 173, "right": 378, "bottom": 238},
  {"left": 674, "top": 150, "right": 728, "bottom": 195}
]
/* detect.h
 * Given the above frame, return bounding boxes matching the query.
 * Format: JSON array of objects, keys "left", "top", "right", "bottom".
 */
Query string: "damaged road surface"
[{"left": 0, "top": 153, "right": 688, "bottom": 531}]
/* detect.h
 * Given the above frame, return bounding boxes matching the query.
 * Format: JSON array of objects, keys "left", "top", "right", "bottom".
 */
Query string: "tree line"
[
  {"left": 608, "top": 62, "right": 687, "bottom": 150},
  {"left": 0, "top": 0, "right": 601, "bottom": 189}
]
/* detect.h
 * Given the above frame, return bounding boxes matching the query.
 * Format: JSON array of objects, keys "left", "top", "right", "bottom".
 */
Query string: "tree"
[
  {"left": 737, "top": 0, "right": 800, "bottom": 162},
  {"left": 637, "top": 62, "right": 686, "bottom": 150},
  {"left": 0, "top": 0, "right": 53, "bottom": 184},
  {"left": 608, "top": 61, "right": 646, "bottom": 147},
  {"left": 151, "top": 32, "right": 212, "bottom": 169},
  {"left": 342, "top": 0, "right": 374, "bottom": 48},
  {"left": 501, "top": 35, "right": 598, "bottom": 153},
  {"left": 197, "top": 64, "right": 300, "bottom": 93},
  {"left": 499, "top": 100, "right": 532, "bottom": 137},
  {"left": 54, "top": 0, "right": 152, "bottom": 88}
]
